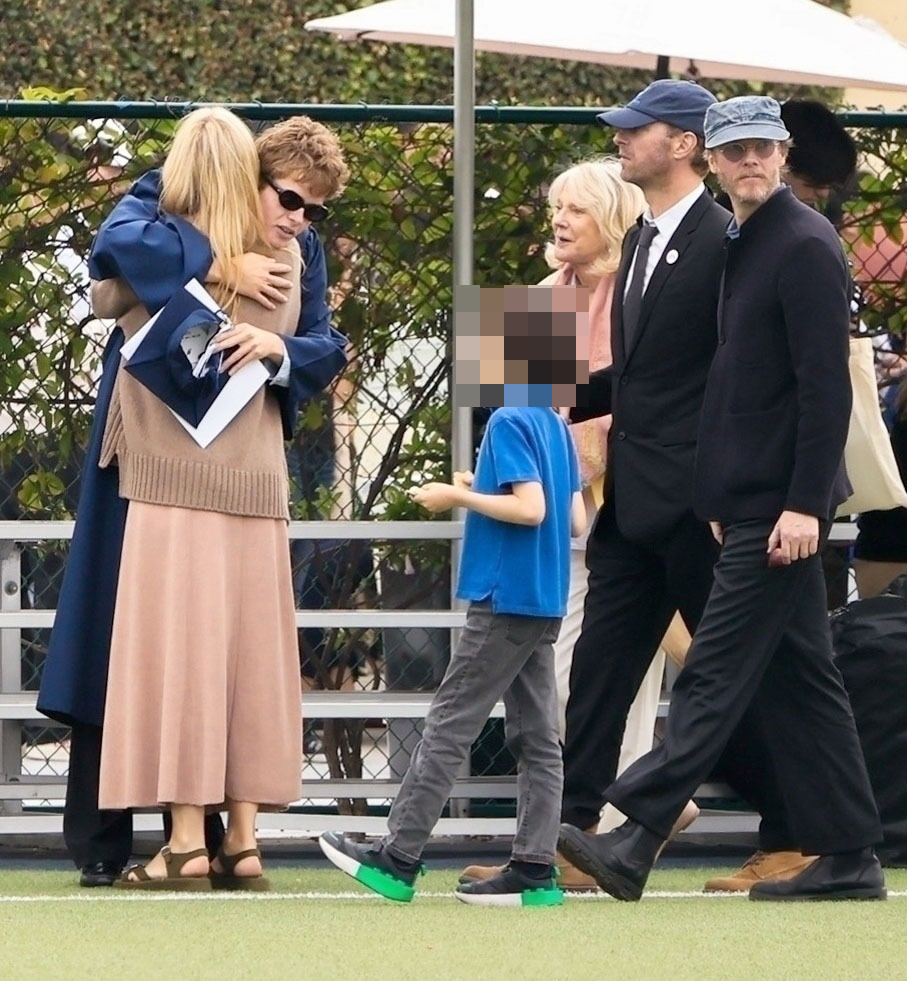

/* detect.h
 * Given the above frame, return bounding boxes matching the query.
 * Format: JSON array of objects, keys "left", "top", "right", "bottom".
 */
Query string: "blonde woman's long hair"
[
  {"left": 544, "top": 158, "right": 645, "bottom": 280},
  {"left": 160, "top": 107, "right": 265, "bottom": 315}
]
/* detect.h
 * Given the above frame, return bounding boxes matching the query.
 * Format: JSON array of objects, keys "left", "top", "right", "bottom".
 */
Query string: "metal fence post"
[{"left": 0, "top": 540, "right": 23, "bottom": 815}]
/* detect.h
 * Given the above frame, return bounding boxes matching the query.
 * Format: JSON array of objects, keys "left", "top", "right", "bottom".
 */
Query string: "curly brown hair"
[{"left": 255, "top": 116, "right": 349, "bottom": 199}]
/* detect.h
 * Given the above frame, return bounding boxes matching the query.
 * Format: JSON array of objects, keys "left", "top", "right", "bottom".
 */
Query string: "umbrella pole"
[
  {"left": 451, "top": 0, "right": 475, "bottom": 748},
  {"left": 453, "top": 0, "right": 475, "bottom": 290}
]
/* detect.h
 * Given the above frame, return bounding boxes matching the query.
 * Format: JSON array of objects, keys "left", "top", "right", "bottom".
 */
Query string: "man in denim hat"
[{"left": 560, "top": 94, "right": 886, "bottom": 903}]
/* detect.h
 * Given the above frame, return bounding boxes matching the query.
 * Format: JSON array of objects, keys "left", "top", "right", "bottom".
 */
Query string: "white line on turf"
[{"left": 0, "top": 890, "right": 904, "bottom": 902}]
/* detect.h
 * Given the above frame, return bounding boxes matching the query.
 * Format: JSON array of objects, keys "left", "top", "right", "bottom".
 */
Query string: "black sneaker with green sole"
[
  {"left": 455, "top": 865, "right": 564, "bottom": 907},
  {"left": 319, "top": 831, "right": 422, "bottom": 902}
]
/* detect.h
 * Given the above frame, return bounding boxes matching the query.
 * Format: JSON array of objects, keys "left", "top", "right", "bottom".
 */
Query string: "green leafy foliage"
[
  {"left": 0, "top": 0, "right": 848, "bottom": 106},
  {"left": 0, "top": 102, "right": 168, "bottom": 517}
]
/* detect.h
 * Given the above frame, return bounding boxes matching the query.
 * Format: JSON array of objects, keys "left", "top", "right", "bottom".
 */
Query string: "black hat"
[{"left": 780, "top": 100, "right": 857, "bottom": 187}]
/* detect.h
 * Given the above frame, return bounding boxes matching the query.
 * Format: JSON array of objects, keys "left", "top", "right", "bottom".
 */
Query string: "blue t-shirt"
[{"left": 457, "top": 407, "right": 581, "bottom": 618}]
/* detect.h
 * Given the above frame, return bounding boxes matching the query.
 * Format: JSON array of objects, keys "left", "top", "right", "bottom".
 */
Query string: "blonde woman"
[
  {"left": 91, "top": 108, "right": 344, "bottom": 890},
  {"left": 540, "top": 160, "right": 649, "bottom": 754}
]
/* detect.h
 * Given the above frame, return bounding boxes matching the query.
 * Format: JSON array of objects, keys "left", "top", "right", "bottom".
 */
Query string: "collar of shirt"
[{"left": 627, "top": 183, "right": 707, "bottom": 295}]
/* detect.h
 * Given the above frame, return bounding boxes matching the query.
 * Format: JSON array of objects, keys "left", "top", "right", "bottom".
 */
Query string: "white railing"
[{"left": 3, "top": 520, "right": 857, "bottom": 838}]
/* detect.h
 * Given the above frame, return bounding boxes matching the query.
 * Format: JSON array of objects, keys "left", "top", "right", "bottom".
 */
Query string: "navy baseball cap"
[
  {"left": 597, "top": 79, "right": 718, "bottom": 137},
  {"left": 704, "top": 96, "right": 791, "bottom": 149}
]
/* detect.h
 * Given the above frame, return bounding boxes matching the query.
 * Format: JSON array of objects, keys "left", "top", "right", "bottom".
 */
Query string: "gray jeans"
[{"left": 385, "top": 603, "right": 563, "bottom": 865}]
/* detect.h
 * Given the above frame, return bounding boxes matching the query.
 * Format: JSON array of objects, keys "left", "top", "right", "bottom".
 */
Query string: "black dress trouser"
[
  {"left": 605, "top": 519, "right": 882, "bottom": 854},
  {"left": 64, "top": 722, "right": 225, "bottom": 868},
  {"left": 561, "top": 498, "right": 795, "bottom": 849}
]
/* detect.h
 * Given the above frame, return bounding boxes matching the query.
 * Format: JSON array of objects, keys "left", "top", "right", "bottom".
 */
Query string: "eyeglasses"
[
  {"left": 715, "top": 140, "right": 779, "bottom": 163},
  {"left": 263, "top": 176, "right": 331, "bottom": 222}
]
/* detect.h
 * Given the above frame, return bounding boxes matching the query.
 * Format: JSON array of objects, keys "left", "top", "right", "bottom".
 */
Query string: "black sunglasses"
[{"left": 263, "top": 175, "right": 331, "bottom": 223}]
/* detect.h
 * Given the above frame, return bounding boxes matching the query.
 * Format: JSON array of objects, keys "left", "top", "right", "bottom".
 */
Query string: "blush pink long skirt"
[{"left": 98, "top": 501, "right": 302, "bottom": 809}]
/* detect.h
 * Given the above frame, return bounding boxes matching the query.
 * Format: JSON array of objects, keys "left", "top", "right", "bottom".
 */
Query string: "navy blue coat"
[
  {"left": 693, "top": 187, "right": 853, "bottom": 524},
  {"left": 37, "top": 171, "right": 346, "bottom": 726}
]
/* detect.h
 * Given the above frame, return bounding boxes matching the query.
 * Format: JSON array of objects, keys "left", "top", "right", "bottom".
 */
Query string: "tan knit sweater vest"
[{"left": 99, "top": 241, "right": 302, "bottom": 520}]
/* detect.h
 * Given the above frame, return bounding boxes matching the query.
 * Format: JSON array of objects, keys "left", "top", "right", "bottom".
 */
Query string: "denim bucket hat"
[
  {"left": 597, "top": 79, "right": 717, "bottom": 137},
  {"left": 704, "top": 96, "right": 791, "bottom": 149}
]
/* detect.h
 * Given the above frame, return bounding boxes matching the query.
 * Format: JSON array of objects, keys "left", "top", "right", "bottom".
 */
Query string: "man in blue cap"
[
  {"left": 559, "top": 95, "right": 885, "bottom": 902},
  {"left": 530, "top": 78, "right": 812, "bottom": 895}
]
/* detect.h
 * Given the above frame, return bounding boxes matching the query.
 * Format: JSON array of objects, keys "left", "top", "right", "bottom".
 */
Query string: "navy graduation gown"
[{"left": 37, "top": 329, "right": 127, "bottom": 726}]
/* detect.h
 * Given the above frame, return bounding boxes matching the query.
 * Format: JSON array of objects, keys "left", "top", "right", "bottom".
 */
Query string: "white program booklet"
[{"left": 121, "top": 278, "right": 269, "bottom": 449}]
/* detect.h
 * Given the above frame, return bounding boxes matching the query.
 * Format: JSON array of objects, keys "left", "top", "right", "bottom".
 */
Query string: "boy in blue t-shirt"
[{"left": 320, "top": 406, "right": 583, "bottom": 906}]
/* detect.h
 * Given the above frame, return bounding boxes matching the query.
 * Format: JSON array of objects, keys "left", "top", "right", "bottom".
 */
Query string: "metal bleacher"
[{"left": 2, "top": 519, "right": 856, "bottom": 840}]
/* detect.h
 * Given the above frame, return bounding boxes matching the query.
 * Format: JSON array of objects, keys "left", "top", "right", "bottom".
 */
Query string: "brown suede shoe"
[
  {"left": 556, "top": 848, "right": 599, "bottom": 892},
  {"left": 458, "top": 862, "right": 505, "bottom": 884},
  {"left": 703, "top": 850, "right": 818, "bottom": 893}
]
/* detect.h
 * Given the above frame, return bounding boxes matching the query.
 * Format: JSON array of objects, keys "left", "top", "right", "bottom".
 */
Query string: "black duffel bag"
[{"left": 831, "top": 576, "right": 907, "bottom": 866}]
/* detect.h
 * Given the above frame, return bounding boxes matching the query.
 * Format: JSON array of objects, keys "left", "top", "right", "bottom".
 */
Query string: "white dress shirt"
[{"left": 624, "top": 183, "right": 707, "bottom": 298}]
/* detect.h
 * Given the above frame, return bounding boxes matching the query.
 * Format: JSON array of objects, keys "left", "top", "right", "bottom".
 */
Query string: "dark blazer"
[
  {"left": 694, "top": 187, "right": 852, "bottom": 524},
  {"left": 574, "top": 189, "right": 730, "bottom": 543}
]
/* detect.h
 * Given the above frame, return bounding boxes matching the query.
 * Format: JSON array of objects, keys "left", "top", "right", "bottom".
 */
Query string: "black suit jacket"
[
  {"left": 573, "top": 189, "right": 730, "bottom": 543},
  {"left": 693, "top": 187, "right": 852, "bottom": 523}
]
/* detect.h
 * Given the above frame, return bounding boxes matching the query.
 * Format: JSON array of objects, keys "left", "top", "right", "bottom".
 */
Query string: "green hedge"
[{"left": 1, "top": 0, "right": 846, "bottom": 105}]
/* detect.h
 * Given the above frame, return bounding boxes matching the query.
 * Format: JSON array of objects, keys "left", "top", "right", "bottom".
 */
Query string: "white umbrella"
[
  {"left": 306, "top": 0, "right": 907, "bottom": 91},
  {"left": 307, "top": 0, "right": 907, "bottom": 286},
  {"left": 307, "top": 0, "right": 907, "bottom": 472}
]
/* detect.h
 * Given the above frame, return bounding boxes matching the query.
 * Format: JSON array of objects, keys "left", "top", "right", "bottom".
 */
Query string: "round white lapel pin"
[{"left": 665, "top": 249, "right": 679, "bottom": 265}]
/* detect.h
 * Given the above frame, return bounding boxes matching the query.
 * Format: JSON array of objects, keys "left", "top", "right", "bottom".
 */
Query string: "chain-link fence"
[{"left": 1, "top": 102, "right": 906, "bottom": 821}]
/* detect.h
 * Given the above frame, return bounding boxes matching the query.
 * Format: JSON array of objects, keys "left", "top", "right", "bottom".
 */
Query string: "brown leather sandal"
[
  {"left": 113, "top": 845, "right": 212, "bottom": 891},
  {"left": 209, "top": 846, "right": 271, "bottom": 892}
]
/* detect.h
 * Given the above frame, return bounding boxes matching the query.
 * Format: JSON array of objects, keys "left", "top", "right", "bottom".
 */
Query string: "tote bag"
[{"left": 836, "top": 336, "right": 907, "bottom": 516}]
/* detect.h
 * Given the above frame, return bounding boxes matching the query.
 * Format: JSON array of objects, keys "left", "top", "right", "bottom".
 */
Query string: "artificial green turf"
[{"left": 0, "top": 866, "right": 904, "bottom": 980}]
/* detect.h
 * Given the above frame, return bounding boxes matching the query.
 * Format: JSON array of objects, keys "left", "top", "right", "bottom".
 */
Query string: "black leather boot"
[
  {"left": 558, "top": 819, "right": 663, "bottom": 901},
  {"left": 749, "top": 847, "right": 886, "bottom": 901}
]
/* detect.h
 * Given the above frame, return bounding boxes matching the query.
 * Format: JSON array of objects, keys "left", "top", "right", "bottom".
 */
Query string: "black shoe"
[
  {"left": 318, "top": 831, "right": 422, "bottom": 902},
  {"left": 558, "top": 819, "right": 663, "bottom": 902},
  {"left": 455, "top": 864, "right": 564, "bottom": 907},
  {"left": 79, "top": 861, "right": 125, "bottom": 887},
  {"left": 749, "top": 847, "right": 887, "bottom": 902}
]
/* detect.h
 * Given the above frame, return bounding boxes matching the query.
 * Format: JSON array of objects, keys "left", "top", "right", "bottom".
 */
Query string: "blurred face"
[
  {"left": 550, "top": 184, "right": 605, "bottom": 278},
  {"left": 259, "top": 175, "right": 326, "bottom": 248},
  {"left": 613, "top": 122, "right": 681, "bottom": 189},
  {"left": 478, "top": 330, "right": 506, "bottom": 384},
  {"left": 709, "top": 139, "right": 787, "bottom": 218}
]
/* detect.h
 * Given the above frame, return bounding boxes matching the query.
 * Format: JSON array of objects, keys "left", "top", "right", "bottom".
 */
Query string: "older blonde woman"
[{"left": 540, "top": 159, "right": 647, "bottom": 750}]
